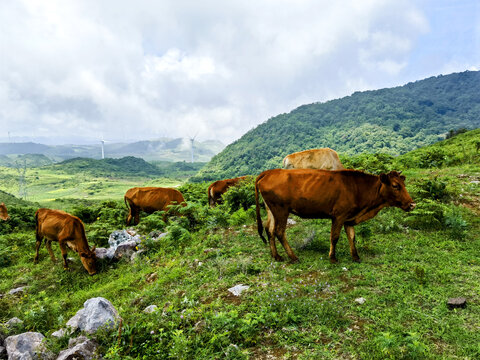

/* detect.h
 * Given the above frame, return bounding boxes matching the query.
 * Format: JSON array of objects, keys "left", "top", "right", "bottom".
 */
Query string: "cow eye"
[{"left": 392, "top": 184, "right": 400, "bottom": 190}]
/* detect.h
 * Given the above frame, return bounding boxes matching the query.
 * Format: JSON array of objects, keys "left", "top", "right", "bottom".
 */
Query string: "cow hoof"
[
  {"left": 353, "top": 258, "right": 361, "bottom": 263},
  {"left": 329, "top": 258, "right": 338, "bottom": 264},
  {"left": 274, "top": 255, "right": 284, "bottom": 262},
  {"left": 289, "top": 257, "right": 299, "bottom": 264}
]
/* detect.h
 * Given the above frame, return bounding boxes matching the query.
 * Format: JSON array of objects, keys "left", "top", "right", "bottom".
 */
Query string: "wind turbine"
[
  {"left": 100, "top": 135, "right": 109, "bottom": 159},
  {"left": 189, "top": 133, "right": 198, "bottom": 163}
]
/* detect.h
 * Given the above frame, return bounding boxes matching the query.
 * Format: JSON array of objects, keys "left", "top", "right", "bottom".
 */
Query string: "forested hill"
[{"left": 193, "top": 70, "right": 480, "bottom": 181}]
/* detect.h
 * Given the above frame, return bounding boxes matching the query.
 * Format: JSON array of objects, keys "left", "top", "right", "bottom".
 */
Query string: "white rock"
[
  {"left": 355, "top": 297, "right": 366, "bottom": 305},
  {"left": 94, "top": 247, "right": 115, "bottom": 260},
  {"left": 57, "top": 337, "right": 98, "bottom": 360},
  {"left": 5, "top": 317, "right": 23, "bottom": 328},
  {"left": 66, "top": 297, "right": 121, "bottom": 334},
  {"left": 8, "top": 287, "right": 27, "bottom": 296},
  {"left": 287, "top": 218, "right": 297, "bottom": 225},
  {"left": 228, "top": 284, "right": 250, "bottom": 296},
  {"left": 143, "top": 305, "right": 158, "bottom": 314},
  {"left": 51, "top": 328, "right": 67, "bottom": 338},
  {"left": 5, "top": 332, "right": 55, "bottom": 360}
]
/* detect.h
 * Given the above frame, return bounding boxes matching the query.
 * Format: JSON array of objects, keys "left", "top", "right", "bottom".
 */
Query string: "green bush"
[
  {"left": 221, "top": 176, "right": 256, "bottom": 213},
  {"left": 0, "top": 205, "right": 37, "bottom": 235},
  {"left": 418, "top": 148, "right": 446, "bottom": 168},
  {"left": 415, "top": 177, "right": 450, "bottom": 201}
]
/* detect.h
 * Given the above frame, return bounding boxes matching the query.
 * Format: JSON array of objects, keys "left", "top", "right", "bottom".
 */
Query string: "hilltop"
[{"left": 194, "top": 70, "right": 480, "bottom": 181}]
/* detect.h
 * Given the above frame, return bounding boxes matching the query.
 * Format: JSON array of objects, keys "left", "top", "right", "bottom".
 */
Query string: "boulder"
[
  {"left": 5, "top": 317, "right": 23, "bottom": 330},
  {"left": 114, "top": 240, "right": 138, "bottom": 260},
  {"left": 8, "top": 287, "right": 27, "bottom": 296},
  {"left": 94, "top": 247, "right": 115, "bottom": 260},
  {"left": 143, "top": 305, "right": 158, "bottom": 314},
  {"left": 51, "top": 328, "right": 67, "bottom": 339},
  {"left": 57, "top": 337, "right": 98, "bottom": 360},
  {"left": 108, "top": 230, "right": 141, "bottom": 250},
  {"left": 66, "top": 297, "right": 121, "bottom": 334},
  {"left": 447, "top": 297, "right": 467, "bottom": 309},
  {"left": 5, "top": 332, "right": 54, "bottom": 360}
]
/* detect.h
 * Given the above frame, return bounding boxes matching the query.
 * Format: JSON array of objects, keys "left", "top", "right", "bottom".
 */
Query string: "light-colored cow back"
[{"left": 283, "top": 148, "right": 344, "bottom": 170}]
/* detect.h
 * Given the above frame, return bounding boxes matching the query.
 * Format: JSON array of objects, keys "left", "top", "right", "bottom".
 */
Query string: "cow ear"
[
  {"left": 80, "top": 252, "right": 87, "bottom": 258},
  {"left": 400, "top": 175, "right": 406, "bottom": 181},
  {"left": 380, "top": 173, "right": 390, "bottom": 184},
  {"left": 91, "top": 246, "right": 96, "bottom": 252}
]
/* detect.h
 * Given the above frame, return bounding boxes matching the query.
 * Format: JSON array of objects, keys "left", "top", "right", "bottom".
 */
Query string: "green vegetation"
[
  {"left": 0, "top": 129, "right": 479, "bottom": 358},
  {"left": 194, "top": 71, "right": 480, "bottom": 181}
]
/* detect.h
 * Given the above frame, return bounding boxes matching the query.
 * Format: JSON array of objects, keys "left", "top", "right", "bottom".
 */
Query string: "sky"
[{"left": 0, "top": 0, "right": 479, "bottom": 145}]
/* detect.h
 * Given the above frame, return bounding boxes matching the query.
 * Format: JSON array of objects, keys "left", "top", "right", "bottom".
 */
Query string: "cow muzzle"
[{"left": 405, "top": 202, "right": 416, "bottom": 212}]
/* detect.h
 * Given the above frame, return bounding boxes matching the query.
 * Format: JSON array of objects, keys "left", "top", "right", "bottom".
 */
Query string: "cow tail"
[
  {"left": 124, "top": 195, "right": 129, "bottom": 210},
  {"left": 255, "top": 176, "right": 267, "bottom": 244},
  {"left": 34, "top": 210, "right": 39, "bottom": 237},
  {"left": 207, "top": 185, "right": 213, "bottom": 207}
]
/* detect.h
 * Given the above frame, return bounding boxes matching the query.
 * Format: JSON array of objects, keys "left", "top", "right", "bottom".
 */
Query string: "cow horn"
[{"left": 91, "top": 246, "right": 96, "bottom": 252}]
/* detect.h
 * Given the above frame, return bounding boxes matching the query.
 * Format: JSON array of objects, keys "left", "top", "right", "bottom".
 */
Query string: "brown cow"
[
  {"left": 0, "top": 202, "right": 9, "bottom": 221},
  {"left": 34, "top": 208, "right": 97, "bottom": 275},
  {"left": 255, "top": 169, "right": 415, "bottom": 263},
  {"left": 208, "top": 176, "right": 247, "bottom": 207},
  {"left": 124, "top": 187, "right": 186, "bottom": 225},
  {"left": 283, "top": 148, "right": 344, "bottom": 170}
]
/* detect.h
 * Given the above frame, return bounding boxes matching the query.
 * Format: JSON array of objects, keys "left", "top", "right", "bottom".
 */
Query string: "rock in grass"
[
  {"left": 143, "top": 305, "right": 158, "bottom": 314},
  {"left": 66, "top": 297, "right": 121, "bottom": 334},
  {"left": 447, "top": 297, "right": 467, "bottom": 309},
  {"left": 8, "top": 287, "right": 27, "bottom": 296},
  {"left": 355, "top": 297, "right": 366, "bottom": 305},
  {"left": 228, "top": 284, "right": 249, "bottom": 296},
  {"left": 57, "top": 337, "right": 98, "bottom": 360},
  {"left": 5, "top": 332, "right": 55, "bottom": 360}
]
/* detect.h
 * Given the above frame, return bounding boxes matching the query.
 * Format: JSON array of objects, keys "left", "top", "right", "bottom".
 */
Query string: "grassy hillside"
[
  {"left": 0, "top": 135, "right": 479, "bottom": 358},
  {"left": 194, "top": 71, "right": 480, "bottom": 181}
]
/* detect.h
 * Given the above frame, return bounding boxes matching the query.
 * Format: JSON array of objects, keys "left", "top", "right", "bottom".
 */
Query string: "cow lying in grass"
[
  {"left": 255, "top": 169, "right": 415, "bottom": 263},
  {"left": 283, "top": 148, "right": 344, "bottom": 170},
  {"left": 34, "top": 208, "right": 97, "bottom": 275}
]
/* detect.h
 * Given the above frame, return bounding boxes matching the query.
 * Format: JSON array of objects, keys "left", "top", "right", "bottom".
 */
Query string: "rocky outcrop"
[
  {"left": 66, "top": 297, "right": 121, "bottom": 334},
  {"left": 5, "top": 332, "right": 54, "bottom": 360}
]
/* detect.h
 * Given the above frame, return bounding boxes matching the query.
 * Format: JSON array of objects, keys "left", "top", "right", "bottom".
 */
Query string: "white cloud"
[{"left": 0, "top": 0, "right": 474, "bottom": 145}]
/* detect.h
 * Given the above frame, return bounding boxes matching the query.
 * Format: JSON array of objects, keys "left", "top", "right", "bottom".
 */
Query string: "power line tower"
[{"left": 16, "top": 159, "right": 27, "bottom": 199}]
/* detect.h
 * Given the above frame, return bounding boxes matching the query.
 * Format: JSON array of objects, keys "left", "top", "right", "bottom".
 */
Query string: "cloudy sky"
[{"left": 1, "top": 0, "right": 478, "bottom": 145}]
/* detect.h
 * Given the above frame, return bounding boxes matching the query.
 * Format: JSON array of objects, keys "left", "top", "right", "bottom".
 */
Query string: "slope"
[{"left": 193, "top": 70, "right": 480, "bottom": 181}]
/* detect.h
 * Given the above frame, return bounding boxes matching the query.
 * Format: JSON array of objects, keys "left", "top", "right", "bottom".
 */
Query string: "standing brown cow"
[
  {"left": 255, "top": 169, "right": 415, "bottom": 263},
  {"left": 208, "top": 176, "right": 247, "bottom": 207},
  {"left": 34, "top": 208, "right": 97, "bottom": 275},
  {"left": 124, "top": 187, "right": 186, "bottom": 225},
  {"left": 283, "top": 148, "right": 344, "bottom": 170},
  {"left": 0, "top": 202, "right": 9, "bottom": 221}
]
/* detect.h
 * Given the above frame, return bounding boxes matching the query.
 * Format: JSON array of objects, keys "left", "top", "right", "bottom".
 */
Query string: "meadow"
[{"left": 0, "top": 132, "right": 479, "bottom": 359}]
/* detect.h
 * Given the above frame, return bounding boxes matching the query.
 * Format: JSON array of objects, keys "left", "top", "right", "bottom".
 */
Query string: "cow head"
[
  {"left": 80, "top": 246, "right": 97, "bottom": 275},
  {"left": 0, "top": 203, "right": 9, "bottom": 221},
  {"left": 379, "top": 171, "right": 416, "bottom": 212}
]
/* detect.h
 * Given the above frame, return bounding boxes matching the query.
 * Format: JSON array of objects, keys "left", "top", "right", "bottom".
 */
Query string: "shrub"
[
  {"left": 415, "top": 177, "right": 450, "bottom": 202},
  {"left": 221, "top": 176, "right": 256, "bottom": 213},
  {"left": 418, "top": 149, "right": 446, "bottom": 168}
]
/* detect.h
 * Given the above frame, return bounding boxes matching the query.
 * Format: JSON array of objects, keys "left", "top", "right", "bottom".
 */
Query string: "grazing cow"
[
  {"left": 0, "top": 202, "right": 9, "bottom": 221},
  {"left": 208, "top": 176, "right": 247, "bottom": 207},
  {"left": 34, "top": 208, "right": 97, "bottom": 275},
  {"left": 283, "top": 148, "right": 344, "bottom": 170},
  {"left": 124, "top": 187, "right": 186, "bottom": 225},
  {"left": 255, "top": 169, "right": 415, "bottom": 263}
]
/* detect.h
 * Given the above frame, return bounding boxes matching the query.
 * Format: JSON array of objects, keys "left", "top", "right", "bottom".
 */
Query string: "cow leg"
[
  {"left": 275, "top": 214, "right": 299, "bottom": 263},
  {"left": 45, "top": 240, "right": 56, "bottom": 263},
  {"left": 265, "top": 205, "right": 283, "bottom": 261},
  {"left": 344, "top": 225, "right": 360, "bottom": 262},
  {"left": 134, "top": 209, "right": 140, "bottom": 225},
  {"left": 34, "top": 233, "right": 43, "bottom": 264},
  {"left": 59, "top": 241, "right": 69, "bottom": 270},
  {"left": 329, "top": 220, "right": 343, "bottom": 263},
  {"left": 126, "top": 206, "right": 134, "bottom": 225}
]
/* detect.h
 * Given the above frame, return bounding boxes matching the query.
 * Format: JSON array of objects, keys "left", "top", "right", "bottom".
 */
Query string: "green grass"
[{"left": 0, "top": 161, "right": 479, "bottom": 358}]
